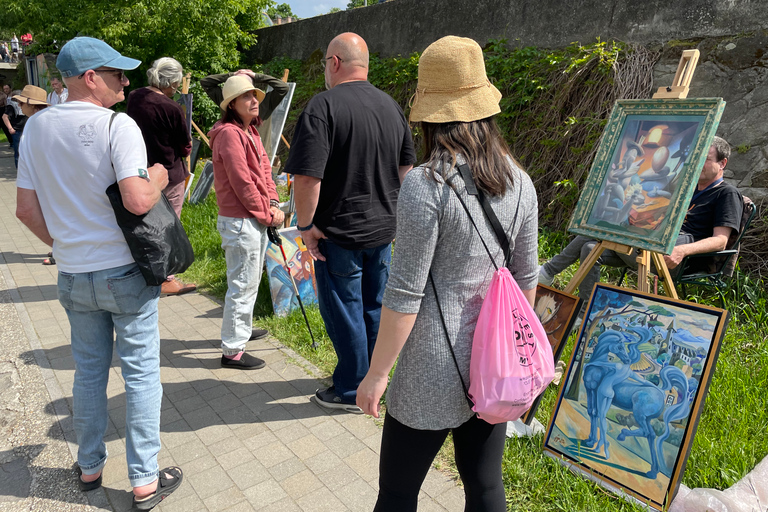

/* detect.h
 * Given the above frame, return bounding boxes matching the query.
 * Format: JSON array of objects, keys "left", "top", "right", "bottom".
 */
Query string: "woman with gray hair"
[{"left": 127, "top": 57, "right": 196, "bottom": 296}]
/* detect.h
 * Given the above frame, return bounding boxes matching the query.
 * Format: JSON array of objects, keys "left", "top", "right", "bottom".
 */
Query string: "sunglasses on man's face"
[{"left": 78, "top": 69, "right": 127, "bottom": 81}]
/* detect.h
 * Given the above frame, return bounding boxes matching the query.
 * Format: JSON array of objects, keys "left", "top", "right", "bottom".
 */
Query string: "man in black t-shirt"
[
  {"left": 286, "top": 32, "right": 416, "bottom": 412},
  {"left": 539, "top": 136, "right": 743, "bottom": 299}
]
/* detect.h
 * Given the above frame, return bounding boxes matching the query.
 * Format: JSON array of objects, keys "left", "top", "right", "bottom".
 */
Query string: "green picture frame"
[{"left": 568, "top": 98, "right": 725, "bottom": 254}]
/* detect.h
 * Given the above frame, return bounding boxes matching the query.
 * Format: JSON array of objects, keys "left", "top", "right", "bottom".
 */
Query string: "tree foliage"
[
  {"left": 346, "top": 0, "right": 366, "bottom": 9},
  {"left": 3, "top": 0, "right": 270, "bottom": 81},
  {"left": 267, "top": 2, "right": 298, "bottom": 19}
]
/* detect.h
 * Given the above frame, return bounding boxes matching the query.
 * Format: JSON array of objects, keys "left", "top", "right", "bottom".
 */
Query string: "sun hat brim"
[
  {"left": 13, "top": 94, "right": 48, "bottom": 106},
  {"left": 409, "top": 81, "right": 502, "bottom": 124}
]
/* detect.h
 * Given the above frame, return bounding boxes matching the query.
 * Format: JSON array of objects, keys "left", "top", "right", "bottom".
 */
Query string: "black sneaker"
[
  {"left": 314, "top": 386, "right": 363, "bottom": 414},
  {"left": 220, "top": 352, "right": 266, "bottom": 370},
  {"left": 249, "top": 328, "right": 269, "bottom": 341}
]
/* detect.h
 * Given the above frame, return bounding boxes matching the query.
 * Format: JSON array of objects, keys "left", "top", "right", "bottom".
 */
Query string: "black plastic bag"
[{"left": 106, "top": 183, "right": 195, "bottom": 286}]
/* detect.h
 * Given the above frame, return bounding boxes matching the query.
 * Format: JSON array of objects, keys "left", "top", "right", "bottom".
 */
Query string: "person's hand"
[
  {"left": 356, "top": 372, "right": 388, "bottom": 418},
  {"left": 301, "top": 226, "right": 327, "bottom": 262},
  {"left": 234, "top": 69, "right": 256, "bottom": 79},
  {"left": 147, "top": 163, "right": 169, "bottom": 190},
  {"left": 269, "top": 207, "right": 285, "bottom": 227},
  {"left": 663, "top": 246, "right": 686, "bottom": 270}
]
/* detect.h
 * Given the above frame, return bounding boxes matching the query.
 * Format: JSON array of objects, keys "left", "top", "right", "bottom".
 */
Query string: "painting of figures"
[
  {"left": 520, "top": 285, "right": 583, "bottom": 425},
  {"left": 569, "top": 98, "right": 725, "bottom": 254},
  {"left": 543, "top": 284, "right": 729, "bottom": 511},
  {"left": 265, "top": 227, "right": 318, "bottom": 317}
]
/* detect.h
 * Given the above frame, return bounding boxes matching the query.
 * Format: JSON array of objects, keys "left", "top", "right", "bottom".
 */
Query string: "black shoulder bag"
[{"left": 105, "top": 113, "right": 195, "bottom": 286}]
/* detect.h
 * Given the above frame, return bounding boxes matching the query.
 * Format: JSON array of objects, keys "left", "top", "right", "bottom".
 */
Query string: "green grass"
[{"left": 180, "top": 171, "right": 768, "bottom": 510}]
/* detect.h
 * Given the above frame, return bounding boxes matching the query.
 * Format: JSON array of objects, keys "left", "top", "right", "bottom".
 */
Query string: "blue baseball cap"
[{"left": 56, "top": 37, "right": 141, "bottom": 78}]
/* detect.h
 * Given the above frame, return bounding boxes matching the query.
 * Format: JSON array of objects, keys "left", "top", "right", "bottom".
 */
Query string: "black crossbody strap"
[
  {"left": 457, "top": 163, "right": 512, "bottom": 266},
  {"left": 429, "top": 272, "right": 474, "bottom": 408}
]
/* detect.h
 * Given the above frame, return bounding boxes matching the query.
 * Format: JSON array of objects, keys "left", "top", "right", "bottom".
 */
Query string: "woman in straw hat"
[
  {"left": 357, "top": 36, "right": 539, "bottom": 511},
  {"left": 207, "top": 75, "right": 285, "bottom": 370},
  {"left": 6, "top": 85, "right": 48, "bottom": 169}
]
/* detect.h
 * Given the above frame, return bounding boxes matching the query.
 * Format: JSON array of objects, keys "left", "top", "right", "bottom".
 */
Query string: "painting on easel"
[
  {"left": 568, "top": 98, "right": 725, "bottom": 254},
  {"left": 543, "top": 284, "right": 729, "bottom": 511}
]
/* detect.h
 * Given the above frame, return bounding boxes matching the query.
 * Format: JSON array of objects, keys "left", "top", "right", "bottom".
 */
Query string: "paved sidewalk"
[{"left": 0, "top": 148, "right": 463, "bottom": 511}]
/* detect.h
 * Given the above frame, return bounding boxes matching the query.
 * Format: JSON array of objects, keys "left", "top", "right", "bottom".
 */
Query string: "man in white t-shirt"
[
  {"left": 46, "top": 76, "right": 68, "bottom": 105},
  {"left": 15, "top": 37, "right": 183, "bottom": 511}
]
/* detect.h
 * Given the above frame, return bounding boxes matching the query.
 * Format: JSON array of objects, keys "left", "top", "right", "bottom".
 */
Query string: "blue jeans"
[
  {"left": 12, "top": 131, "right": 21, "bottom": 169},
  {"left": 57, "top": 263, "right": 162, "bottom": 488},
  {"left": 217, "top": 216, "right": 267, "bottom": 355},
  {"left": 314, "top": 239, "right": 391, "bottom": 403}
]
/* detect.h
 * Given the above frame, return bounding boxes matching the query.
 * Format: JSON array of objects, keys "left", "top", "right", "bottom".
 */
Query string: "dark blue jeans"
[
  {"left": 314, "top": 239, "right": 391, "bottom": 403},
  {"left": 12, "top": 131, "right": 21, "bottom": 169}
]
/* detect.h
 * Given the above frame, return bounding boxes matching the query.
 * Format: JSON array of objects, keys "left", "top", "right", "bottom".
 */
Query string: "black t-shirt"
[
  {"left": 681, "top": 181, "right": 742, "bottom": 241},
  {"left": 285, "top": 81, "right": 416, "bottom": 249}
]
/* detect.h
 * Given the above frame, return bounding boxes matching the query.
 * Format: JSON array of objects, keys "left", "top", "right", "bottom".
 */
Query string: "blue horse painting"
[{"left": 582, "top": 326, "right": 691, "bottom": 478}]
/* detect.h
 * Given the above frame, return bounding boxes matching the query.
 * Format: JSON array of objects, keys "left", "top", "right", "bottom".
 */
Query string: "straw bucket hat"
[
  {"left": 409, "top": 36, "right": 501, "bottom": 124},
  {"left": 12, "top": 85, "right": 48, "bottom": 106},
  {"left": 220, "top": 75, "right": 265, "bottom": 111}
]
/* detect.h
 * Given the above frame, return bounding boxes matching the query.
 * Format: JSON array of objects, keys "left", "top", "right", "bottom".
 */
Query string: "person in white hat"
[
  {"left": 15, "top": 36, "right": 183, "bottom": 511},
  {"left": 356, "top": 35, "right": 540, "bottom": 511},
  {"left": 207, "top": 75, "right": 285, "bottom": 370}
]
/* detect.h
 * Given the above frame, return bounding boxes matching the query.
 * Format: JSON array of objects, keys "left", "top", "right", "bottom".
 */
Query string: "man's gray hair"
[
  {"left": 712, "top": 136, "right": 730, "bottom": 162},
  {"left": 147, "top": 57, "right": 183, "bottom": 89}
]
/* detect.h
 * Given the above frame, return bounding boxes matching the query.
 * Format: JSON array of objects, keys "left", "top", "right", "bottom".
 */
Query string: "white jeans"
[{"left": 217, "top": 216, "right": 268, "bottom": 354}]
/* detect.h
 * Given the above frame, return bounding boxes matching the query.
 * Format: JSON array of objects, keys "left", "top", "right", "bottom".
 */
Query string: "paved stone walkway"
[{"left": 0, "top": 147, "right": 463, "bottom": 511}]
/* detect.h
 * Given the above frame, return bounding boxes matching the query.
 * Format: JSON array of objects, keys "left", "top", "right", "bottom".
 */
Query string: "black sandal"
[
  {"left": 76, "top": 466, "right": 103, "bottom": 492},
  {"left": 131, "top": 466, "right": 183, "bottom": 511},
  {"left": 42, "top": 256, "right": 56, "bottom": 265}
]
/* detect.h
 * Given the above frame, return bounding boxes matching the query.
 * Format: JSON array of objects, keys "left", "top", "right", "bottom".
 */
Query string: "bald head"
[
  {"left": 324, "top": 33, "right": 369, "bottom": 89},
  {"left": 328, "top": 33, "right": 369, "bottom": 70}
]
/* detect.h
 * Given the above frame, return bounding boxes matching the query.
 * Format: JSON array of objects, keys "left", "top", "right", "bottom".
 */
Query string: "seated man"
[{"left": 539, "top": 136, "right": 743, "bottom": 301}]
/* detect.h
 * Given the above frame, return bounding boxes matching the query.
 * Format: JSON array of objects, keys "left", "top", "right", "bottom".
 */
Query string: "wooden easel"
[{"left": 564, "top": 50, "right": 701, "bottom": 300}]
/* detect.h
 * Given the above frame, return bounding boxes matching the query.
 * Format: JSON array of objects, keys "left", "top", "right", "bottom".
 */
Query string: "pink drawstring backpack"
[
  {"left": 469, "top": 266, "right": 554, "bottom": 423},
  {"left": 431, "top": 163, "right": 555, "bottom": 424}
]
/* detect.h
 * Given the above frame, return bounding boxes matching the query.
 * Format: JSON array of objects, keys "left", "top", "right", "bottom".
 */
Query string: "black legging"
[{"left": 374, "top": 412, "right": 507, "bottom": 512}]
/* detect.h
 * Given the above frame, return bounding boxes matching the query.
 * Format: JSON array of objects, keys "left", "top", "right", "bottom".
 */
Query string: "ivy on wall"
[{"left": 256, "top": 39, "right": 658, "bottom": 232}]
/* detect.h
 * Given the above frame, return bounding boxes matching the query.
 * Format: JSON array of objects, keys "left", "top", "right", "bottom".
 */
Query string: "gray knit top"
[{"left": 383, "top": 157, "right": 539, "bottom": 430}]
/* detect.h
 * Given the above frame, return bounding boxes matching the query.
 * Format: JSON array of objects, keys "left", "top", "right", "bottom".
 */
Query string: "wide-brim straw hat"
[
  {"left": 409, "top": 36, "right": 501, "bottom": 124},
  {"left": 220, "top": 75, "right": 265, "bottom": 111},
  {"left": 13, "top": 85, "right": 48, "bottom": 106}
]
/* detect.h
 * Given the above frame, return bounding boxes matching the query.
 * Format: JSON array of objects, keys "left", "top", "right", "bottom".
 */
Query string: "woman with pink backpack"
[{"left": 356, "top": 36, "right": 543, "bottom": 511}]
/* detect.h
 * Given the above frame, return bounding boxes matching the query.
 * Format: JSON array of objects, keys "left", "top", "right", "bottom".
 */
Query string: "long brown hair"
[{"left": 421, "top": 116, "right": 521, "bottom": 197}]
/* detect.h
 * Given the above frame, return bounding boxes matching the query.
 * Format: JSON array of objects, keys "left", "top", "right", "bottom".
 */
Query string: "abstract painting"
[
  {"left": 568, "top": 98, "right": 725, "bottom": 254},
  {"left": 543, "top": 284, "right": 729, "bottom": 511},
  {"left": 520, "top": 284, "right": 582, "bottom": 425},
  {"left": 265, "top": 226, "right": 318, "bottom": 317}
]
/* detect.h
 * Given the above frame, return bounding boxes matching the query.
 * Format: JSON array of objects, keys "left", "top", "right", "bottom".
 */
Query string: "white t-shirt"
[
  {"left": 47, "top": 89, "right": 69, "bottom": 105},
  {"left": 17, "top": 102, "right": 149, "bottom": 273}
]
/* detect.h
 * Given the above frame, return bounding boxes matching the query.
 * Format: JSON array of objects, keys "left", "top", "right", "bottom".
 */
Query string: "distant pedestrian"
[
  {"left": 46, "top": 76, "right": 69, "bottom": 105},
  {"left": 6, "top": 85, "right": 48, "bottom": 168}
]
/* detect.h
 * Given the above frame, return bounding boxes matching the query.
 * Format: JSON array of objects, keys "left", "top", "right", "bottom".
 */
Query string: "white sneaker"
[{"left": 538, "top": 265, "right": 554, "bottom": 286}]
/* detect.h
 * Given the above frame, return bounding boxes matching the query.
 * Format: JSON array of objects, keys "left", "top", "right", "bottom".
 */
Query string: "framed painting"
[
  {"left": 258, "top": 82, "right": 296, "bottom": 166},
  {"left": 520, "top": 284, "right": 583, "bottom": 425},
  {"left": 568, "top": 98, "right": 725, "bottom": 254},
  {"left": 543, "top": 284, "right": 729, "bottom": 511},
  {"left": 265, "top": 226, "right": 318, "bottom": 317}
]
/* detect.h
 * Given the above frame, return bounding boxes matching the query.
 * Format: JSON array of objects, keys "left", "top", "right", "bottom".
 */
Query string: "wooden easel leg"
[
  {"left": 650, "top": 252, "right": 679, "bottom": 299},
  {"left": 636, "top": 250, "right": 650, "bottom": 293},
  {"left": 564, "top": 242, "right": 606, "bottom": 296}
]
